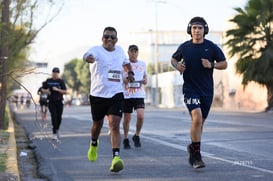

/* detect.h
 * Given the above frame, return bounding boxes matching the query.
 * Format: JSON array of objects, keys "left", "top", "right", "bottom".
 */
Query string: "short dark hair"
[{"left": 103, "top": 26, "right": 117, "bottom": 35}]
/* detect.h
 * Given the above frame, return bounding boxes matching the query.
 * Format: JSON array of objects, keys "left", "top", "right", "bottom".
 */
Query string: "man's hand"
[
  {"left": 42, "top": 88, "right": 51, "bottom": 95},
  {"left": 86, "top": 55, "right": 95, "bottom": 63},
  {"left": 201, "top": 58, "right": 214, "bottom": 69},
  {"left": 176, "top": 62, "right": 186, "bottom": 74},
  {"left": 142, "top": 77, "right": 147, "bottom": 85},
  {"left": 52, "top": 87, "right": 59, "bottom": 92},
  {"left": 127, "top": 71, "right": 135, "bottom": 82}
]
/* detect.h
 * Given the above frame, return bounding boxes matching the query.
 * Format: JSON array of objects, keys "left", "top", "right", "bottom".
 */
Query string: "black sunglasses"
[{"left": 103, "top": 34, "right": 117, "bottom": 40}]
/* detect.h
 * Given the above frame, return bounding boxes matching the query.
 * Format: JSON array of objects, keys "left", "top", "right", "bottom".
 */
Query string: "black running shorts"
[
  {"left": 89, "top": 92, "right": 124, "bottom": 121},
  {"left": 124, "top": 98, "right": 145, "bottom": 113}
]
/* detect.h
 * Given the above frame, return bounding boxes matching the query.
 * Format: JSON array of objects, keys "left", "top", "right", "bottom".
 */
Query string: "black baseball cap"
[
  {"left": 128, "top": 44, "right": 138, "bottom": 51},
  {"left": 52, "top": 67, "right": 60, "bottom": 73}
]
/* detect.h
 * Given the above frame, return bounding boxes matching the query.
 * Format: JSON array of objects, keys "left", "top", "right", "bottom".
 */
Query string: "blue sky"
[{"left": 30, "top": 0, "right": 248, "bottom": 70}]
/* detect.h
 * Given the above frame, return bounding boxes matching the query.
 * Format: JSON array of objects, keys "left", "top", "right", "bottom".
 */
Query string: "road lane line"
[
  {"left": 102, "top": 119, "right": 273, "bottom": 175},
  {"left": 141, "top": 134, "right": 273, "bottom": 175}
]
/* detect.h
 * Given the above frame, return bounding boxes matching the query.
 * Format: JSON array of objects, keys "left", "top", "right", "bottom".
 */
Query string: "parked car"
[{"left": 70, "top": 96, "right": 90, "bottom": 106}]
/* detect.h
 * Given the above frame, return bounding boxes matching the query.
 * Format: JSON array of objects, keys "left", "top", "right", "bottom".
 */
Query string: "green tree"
[
  {"left": 62, "top": 58, "right": 90, "bottom": 95},
  {"left": 225, "top": 0, "right": 273, "bottom": 111},
  {"left": 62, "top": 59, "right": 80, "bottom": 92},
  {"left": 0, "top": 0, "right": 63, "bottom": 129},
  {"left": 75, "top": 59, "right": 90, "bottom": 94},
  {"left": 5, "top": 0, "right": 63, "bottom": 90}
]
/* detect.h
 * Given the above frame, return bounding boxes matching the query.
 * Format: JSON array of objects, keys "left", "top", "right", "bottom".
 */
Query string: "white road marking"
[{"left": 141, "top": 134, "right": 273, "bottom": 175}]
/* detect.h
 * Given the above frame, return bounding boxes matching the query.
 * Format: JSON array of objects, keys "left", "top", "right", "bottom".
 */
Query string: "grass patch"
[
  {"left": 0, "top": 107, "right": 11, "bottom": 172},
  {"left": 0, "top": 153, "right": 7, "bottom": 172},
  {"left": 0, "top": 131, "right": 9, "bottom": 142},
  {"left": 4, "top": 106, "right": 10, "bottom": 130},
  {"left": 0, "top": 131, "right": 9, "bottom": 172}
]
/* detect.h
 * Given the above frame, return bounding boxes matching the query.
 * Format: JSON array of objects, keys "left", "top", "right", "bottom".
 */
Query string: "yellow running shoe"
[
  {"left": 87, "top": 140, "right": 99, "bottom": 162},
  {"left": 109, "top": 156, "right": 124, "bottom": 172}
]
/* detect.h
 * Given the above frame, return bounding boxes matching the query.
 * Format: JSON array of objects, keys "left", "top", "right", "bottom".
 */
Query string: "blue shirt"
[{"left": 172, "top": 39, "right": 226, "bottom": 96}]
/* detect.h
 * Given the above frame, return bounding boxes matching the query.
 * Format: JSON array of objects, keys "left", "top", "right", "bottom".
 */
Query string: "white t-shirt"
[
  {"left": 123, "top": 61, "right": 147, "bottom": 99},
  {"left": 83, "top": 45, "right": 129, "bottom": 98}
]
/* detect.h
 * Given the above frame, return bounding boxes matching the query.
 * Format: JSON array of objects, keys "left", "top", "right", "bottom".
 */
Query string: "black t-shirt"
[
  {"left": 37, "top": 87, "right": 48, "bottom": 103},
  {"left": 172, "top": 39, "right": 226, "bottom": 96},
  {"left": 43, "top": 78, "right": 67, "bottom": 101}
]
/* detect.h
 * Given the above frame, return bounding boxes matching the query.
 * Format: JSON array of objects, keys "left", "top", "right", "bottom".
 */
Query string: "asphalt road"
[{"left": 13, "top": 105, "right": 273, "bottom": 181}]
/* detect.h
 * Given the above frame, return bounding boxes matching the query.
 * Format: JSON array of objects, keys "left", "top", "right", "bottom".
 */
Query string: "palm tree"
[{"left": 225, "top": 0, "right": 273, "bottom": 111}]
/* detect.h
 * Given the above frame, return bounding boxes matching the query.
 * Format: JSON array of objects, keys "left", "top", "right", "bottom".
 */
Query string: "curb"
[{"left": 6, "top": 107, "right": 20, "bottom": 180}]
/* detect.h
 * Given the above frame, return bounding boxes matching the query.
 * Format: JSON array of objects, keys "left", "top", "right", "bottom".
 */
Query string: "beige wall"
[
  {"left": 222, "top": 57, "right": 267, "bottom": 111},
  {"left": 148, "top": 63, "right": 267, "bottom": 111}
]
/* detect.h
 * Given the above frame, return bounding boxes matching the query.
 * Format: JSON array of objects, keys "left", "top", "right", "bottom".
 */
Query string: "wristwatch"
[{"left": 211, "top": 62, "right": 215, "bottom": 68}]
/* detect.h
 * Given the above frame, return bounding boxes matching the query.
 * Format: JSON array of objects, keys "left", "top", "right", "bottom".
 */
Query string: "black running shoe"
[
  {"left": 123, "top": 138, "right": 131, "bottom": 149},
  {"left": 187, "top": 144, "right": 205, "bottom": 169},
  {"left": 187, "top": 144, "right": 194, "bottom": 166},
  {"left": 132, "top": 135, "right": 141, "bottom": 147},
  {"left": 192, "top": 152, "right": 206, "bottom": 169}
]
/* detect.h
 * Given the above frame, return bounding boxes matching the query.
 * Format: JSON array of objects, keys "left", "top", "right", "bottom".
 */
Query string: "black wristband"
[
  {"left": 211, "top": 62, "right": 215, "bottom": 69},
  {"left": 128, "top": 71, "right": 135, "bottom": 76}
]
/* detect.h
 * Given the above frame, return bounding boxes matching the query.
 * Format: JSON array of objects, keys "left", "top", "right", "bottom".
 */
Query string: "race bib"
[
  {"left": 108, "top": 70, "right": 121, "bottom": 82},
  {"left": 41, "top": 94, "right": 48, "bottom": 99},
  {"left": 128, "top": 81, "right": 141, "bottom": 88}
]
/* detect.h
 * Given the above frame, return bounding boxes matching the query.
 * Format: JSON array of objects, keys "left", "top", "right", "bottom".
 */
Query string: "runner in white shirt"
[
  {"left": 83, "top": 27, "right": 134, "bottom": 173},
  {"left": 122, "top": 45, "right": 147, "bottom": 149}
]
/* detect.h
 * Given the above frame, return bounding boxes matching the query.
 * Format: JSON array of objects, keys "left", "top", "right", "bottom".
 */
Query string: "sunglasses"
[{"left": 103, "top": 34, "right": 117, "bottom": 40}]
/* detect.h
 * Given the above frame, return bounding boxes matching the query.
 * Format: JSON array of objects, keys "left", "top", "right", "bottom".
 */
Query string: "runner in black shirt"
[
  {"left": 171, "top": 17, "right": 227, "bottom": 169},
  {"left": 42, "top": 67, "right": 67, "bottom": 140},
  {"left": 37, "top": 81, "right": 48, "bottom": 121}
]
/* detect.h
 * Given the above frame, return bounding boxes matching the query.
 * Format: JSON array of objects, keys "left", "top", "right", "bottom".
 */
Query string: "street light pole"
[
  {"left": 152, "top": 0, "right": 166, "bottom": 106},
  {"left": 154, "top": 2, "right": 159, "bottom": 106}
]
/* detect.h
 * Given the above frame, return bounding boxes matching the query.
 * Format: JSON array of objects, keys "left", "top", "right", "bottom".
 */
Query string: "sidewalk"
[{"left": 0, "top": 107, "right": 20, "bottom": 181}]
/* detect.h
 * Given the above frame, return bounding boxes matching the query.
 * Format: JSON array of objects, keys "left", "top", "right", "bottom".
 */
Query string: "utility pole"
[
  {"left": 152, "top": 0, "right": 166, "bottom": 106},
  {"left": 0, "top": 0, "right": 10, "bottom": 129},
  {"left": 154, "top": 2, "right": 159, "bottom": 106}
]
